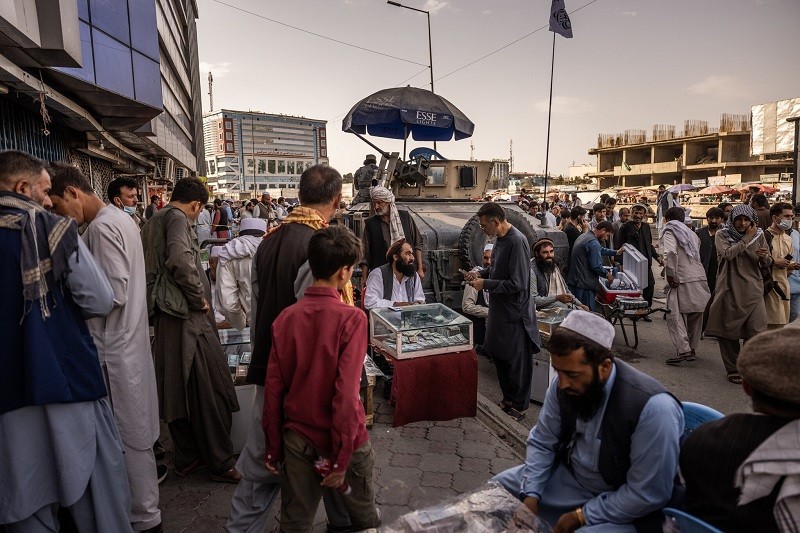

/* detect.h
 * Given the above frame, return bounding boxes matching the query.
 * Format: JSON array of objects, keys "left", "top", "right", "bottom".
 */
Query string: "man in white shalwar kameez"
[
  {"left": 215, "top": 217, "right": 266, "bottom": 330},
  {"left": 659, "top": 207, "right": 710, "bottom": 366},
  {"left": 49, "top": 163, "right": 162, "bottom": 532}
]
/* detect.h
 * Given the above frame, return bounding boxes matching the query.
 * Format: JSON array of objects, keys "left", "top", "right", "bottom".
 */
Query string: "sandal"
[
  {"left": 506, "top": 408, "right": 526, "bottom": 422},
  {"left": 727, "top": 372, "right": 743, "bottom": 385}
]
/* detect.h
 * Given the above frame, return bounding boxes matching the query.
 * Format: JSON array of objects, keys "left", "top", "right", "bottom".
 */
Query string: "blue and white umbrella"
[{"left": 342, "top": 86, "right": 474, "bottom": 142}]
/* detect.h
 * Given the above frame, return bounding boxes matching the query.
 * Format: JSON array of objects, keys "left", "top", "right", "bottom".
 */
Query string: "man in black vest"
[
  {"left": 531, "top": 238, "right": 588, "bottom": 312},
  {"left": 363, "top": 239, "right": 425, "bottom": 309},
  {"left": 493, "top": 310, "right": 683, "bottom": 532},
  {"left": 361, "top": 186, "right": 424, "bottom": 280}
]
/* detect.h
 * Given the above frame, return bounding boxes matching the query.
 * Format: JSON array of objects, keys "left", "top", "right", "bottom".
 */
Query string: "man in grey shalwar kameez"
[
  {"left": 141, "top": 177, "right": 241, "bottom": 483},
  {"left": 0, "top": 150, "right": 131, "bottom": 532},
  {"left": 49, "top": 163, "right": 162, "bottom": 531},
  {"left": 465, "top": 202, "right": 541, "bottom": 421}
]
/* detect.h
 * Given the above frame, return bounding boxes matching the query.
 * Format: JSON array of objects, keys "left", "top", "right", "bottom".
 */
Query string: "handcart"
[{"left": 594, "top": 245, "right": 669, "bottom": 349}]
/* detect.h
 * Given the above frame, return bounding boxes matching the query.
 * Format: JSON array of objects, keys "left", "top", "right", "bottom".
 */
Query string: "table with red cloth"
[{"left": 373, "top": 346, "right": 478, "bottom": 427}]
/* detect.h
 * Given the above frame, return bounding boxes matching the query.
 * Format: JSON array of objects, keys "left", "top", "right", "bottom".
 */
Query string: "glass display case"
[
  {"left": 370, "top": 303, "right": 473, "bottom": 360},
  {"left": 536, "top": 307, "right": 573, "bottom": 338}
]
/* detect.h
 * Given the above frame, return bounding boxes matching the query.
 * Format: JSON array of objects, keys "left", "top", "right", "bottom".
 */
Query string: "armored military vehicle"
[{"left": 345, "top": 153, "right": 568, "bottom": 310}]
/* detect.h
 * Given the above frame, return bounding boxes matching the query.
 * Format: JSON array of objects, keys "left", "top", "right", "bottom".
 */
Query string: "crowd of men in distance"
[
  {"left": 511, "top": 186, "right": 800, "bottom": 384},
  {"left": 2, "top": 147, "right": 798, "bottom": 533}
]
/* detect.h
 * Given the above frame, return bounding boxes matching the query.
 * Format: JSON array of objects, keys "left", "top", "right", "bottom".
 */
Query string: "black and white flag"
[{"left": 549, "top": 0, "right": 573, "bottom": 38}]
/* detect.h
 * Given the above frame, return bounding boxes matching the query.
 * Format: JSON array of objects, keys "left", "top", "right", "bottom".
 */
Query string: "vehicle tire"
[{"left": 457, "top": 207, "right": 541, "bottom": 269}]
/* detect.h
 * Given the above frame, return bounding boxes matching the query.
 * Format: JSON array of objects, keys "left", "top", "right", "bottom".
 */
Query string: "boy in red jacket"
[{"left": 263, "top": 226, "right": 378, "bottom": 531}]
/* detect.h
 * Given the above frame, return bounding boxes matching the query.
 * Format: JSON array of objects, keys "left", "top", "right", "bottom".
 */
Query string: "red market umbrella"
[
  {"left": 698, "top": 185, "right": 735, "bottom": 195},
  {"left": 740, "top": 183, "right": 779, "bottom": 194}
]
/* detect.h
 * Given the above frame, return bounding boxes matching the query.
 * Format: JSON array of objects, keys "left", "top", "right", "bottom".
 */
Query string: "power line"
[
  {"left": 435, "top": 0, "right": 601, "bottom": 82},
  {"left": 327, "top": 67, "right": 429, "bottom": 123},
  {"left": 208, "top": 0, "right": 428, "bottom": 67}
]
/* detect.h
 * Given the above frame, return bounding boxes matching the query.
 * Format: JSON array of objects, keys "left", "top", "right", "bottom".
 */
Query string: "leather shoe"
[
  {"left": 211, "top": 467, "right": 242, "bottom": 484},
  {"left": 174, "top": 458, "right": 203, "bottom": 477}
]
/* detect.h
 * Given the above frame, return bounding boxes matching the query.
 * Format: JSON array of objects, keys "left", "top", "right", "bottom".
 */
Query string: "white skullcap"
[
  {"left": 209, "top": 246, "right": 222, "bottom": 258},
  {"left": 483, "top": 243, "right": 494, "bottom": 252},
  {"left": 240, "top": 217, "right": 267, "bottom": 233},
  {"left": 558, "top": 310, "right": 615, "bottom": 349},
  {"left": 370, "top": 186, "right": 395, "bottom": 203}
]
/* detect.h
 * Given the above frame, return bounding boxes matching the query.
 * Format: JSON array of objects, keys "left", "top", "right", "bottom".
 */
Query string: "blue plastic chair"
[
  {"left": 682, "top": 402, "right": 724, "bottom": 437},
  {"left": 663, "top": 508, "right": 724, "bottom": 533}
]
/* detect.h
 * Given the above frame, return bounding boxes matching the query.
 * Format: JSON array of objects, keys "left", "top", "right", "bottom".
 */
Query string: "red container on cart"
[{"left": 597, "top": 282, "right": 642, "bottom": 305}]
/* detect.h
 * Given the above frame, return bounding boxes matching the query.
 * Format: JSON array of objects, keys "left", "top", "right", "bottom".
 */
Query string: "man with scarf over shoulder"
[
  {"left": 227, "top": 164, "right": 355, "bottom": 533},
  {"left": 0, "top": 150, "right": 133, "bottom": 532},
  {"left": 659, "top": 207, "right": 710, "bottom": 365},
  {"left": 705, "top": 204, "right": 772, "bottom": 384}
]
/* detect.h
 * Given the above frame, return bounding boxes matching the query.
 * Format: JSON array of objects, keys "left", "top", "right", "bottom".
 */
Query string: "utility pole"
[
  {"left": 251, "top": 114, "right": 256, "bottom": 195},
  {"left": 208, "top": 72, "right": 213, "bottom": 111},
  {"left": 509, "top": 139, "right": 514, "bottom": 173}
]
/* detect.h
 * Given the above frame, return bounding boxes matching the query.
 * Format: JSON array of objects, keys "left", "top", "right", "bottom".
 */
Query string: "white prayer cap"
[
  {"left": 483, "top": 243, "right": 494, "bottom": 252},
  {"left": 240, "top": 217, "right": 267, "bottom": 233},
  {"left": 209, "top": 246, "right": 222, "bottom": 258},
  {"left": 558, "top": 310, "right": 615, "bottom": 349}
]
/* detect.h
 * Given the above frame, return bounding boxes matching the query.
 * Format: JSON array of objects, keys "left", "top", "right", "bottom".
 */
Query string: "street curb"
[{"left": 475, "top": 392, "right": 528, "bottom": 461}]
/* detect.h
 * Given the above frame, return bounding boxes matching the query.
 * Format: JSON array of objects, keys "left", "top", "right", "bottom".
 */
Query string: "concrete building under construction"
[{"left": 588, "top": 102, "right": 796, "bottom": 190}]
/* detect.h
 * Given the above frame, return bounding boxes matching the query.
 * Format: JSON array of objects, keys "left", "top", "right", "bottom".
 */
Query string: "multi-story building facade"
[
  {"left": 588, "top": 110, "right": 794, "bottom": 190},
  {"left": 489, "top": 159, "right": 509, "bottom": 189},
  {"left": 203, "top": 109, "right": 328, "bottom": 199},
  {"left": 0, "top": 0, "right": 204, "bottom": 199}
]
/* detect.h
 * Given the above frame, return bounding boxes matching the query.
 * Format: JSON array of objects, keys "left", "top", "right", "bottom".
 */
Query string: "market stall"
[
  {"left": 370, "top": 303, "right": 478, "bottom": 427},
  {"left": 595, "top": 244, "right": 669, "bottom": 348}
]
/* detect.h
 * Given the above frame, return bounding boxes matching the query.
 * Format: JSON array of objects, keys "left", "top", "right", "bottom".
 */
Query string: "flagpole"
[{"left": 542, "top": 32, "right": 556, "bottom": 224}]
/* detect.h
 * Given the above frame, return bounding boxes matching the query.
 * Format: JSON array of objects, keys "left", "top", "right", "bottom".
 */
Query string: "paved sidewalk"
[{"left": 159, "top": 383, "right": 524, "bottom": 532}]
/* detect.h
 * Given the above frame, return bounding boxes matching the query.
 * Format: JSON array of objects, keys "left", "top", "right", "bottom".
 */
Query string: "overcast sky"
[{"left": 195, "top": 0, "right": 800, "bottom": 177}]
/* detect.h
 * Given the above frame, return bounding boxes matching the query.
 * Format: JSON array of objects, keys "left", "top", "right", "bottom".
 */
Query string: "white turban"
[
  {"left": 370, "top": 186, "right": 395, "bottom": 203},
  {"left": 483, "top": 243, "right": 494, "bottom": 253},
  {"left": 371, "top": 186, "right": 405, "bottom": 244}
]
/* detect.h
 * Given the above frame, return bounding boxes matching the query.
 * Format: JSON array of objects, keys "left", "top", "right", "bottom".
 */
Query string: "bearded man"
[
  {"left": 362, "top": 186, "right": 424, "bottom": 279},
  {"left": 531, "top": 238, "right": 587, "bottom": 312},
  {"left": 493, "top": 311, "right": 684, "bottom": 532},
  {"left": 364, "top": 239, "right": 425, "bottom": 309},
  {"left": 363, "top": 238, "right": 425, "bottom": 309}
]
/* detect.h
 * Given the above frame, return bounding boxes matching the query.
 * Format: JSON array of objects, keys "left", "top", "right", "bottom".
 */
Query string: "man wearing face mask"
[
  {"left": 108, "top": 177, "right": 143, "bottom": 226},
  {"left": 765, "top": 202, "right": 799, "bottom": 329},
  {"left": 141, "top": 178, "right": 241, "bottom": 484}
]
